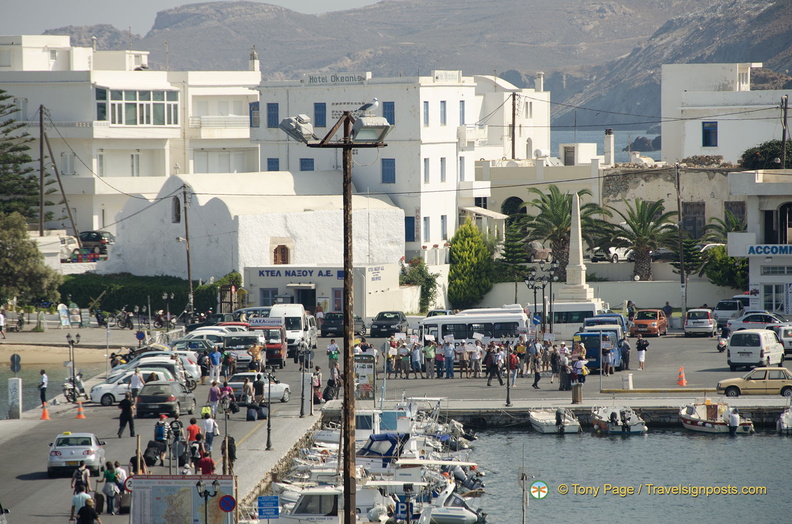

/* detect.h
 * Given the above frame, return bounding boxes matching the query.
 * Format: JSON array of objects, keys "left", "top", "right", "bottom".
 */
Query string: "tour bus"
[
  {"left": 418, "top": 307, "right": 530, "bottom": 346},
  {"left": 548, "top": 301, "right": 609, "bottom": 341}
]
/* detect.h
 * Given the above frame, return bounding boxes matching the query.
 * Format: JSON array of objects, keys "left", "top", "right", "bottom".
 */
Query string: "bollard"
[
  {"left": 622, "top": 373, "right": 634, "bottom": 390},
  {"left": 8, "top": 378, "right": 22, "bottom": 419},
  {"left": 571, "top": 383, "right": 583, "bottom": 404}
]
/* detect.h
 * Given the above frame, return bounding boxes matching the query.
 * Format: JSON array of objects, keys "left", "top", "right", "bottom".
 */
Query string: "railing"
[
  {"left": 457, "top": 124, "right": 488, "bottom": 144},
  {"left": 189, "top": 116, "right": 249, "bottom": 128}
]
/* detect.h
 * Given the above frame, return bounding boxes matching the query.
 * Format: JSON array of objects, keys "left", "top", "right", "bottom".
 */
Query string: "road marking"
[{"left": 237, "top": 418, "right": 266, "bottom": 446}]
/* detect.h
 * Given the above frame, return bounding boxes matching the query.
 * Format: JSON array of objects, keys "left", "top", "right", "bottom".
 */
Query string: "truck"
[{"left": 249, "top": 318, "right": 288, "bottom": 369}]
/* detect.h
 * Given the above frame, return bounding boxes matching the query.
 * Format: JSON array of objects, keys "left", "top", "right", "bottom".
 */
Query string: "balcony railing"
[
  {"left": 189, "top": 116, "right": 249, "bottom": 129},
  {"left": 457, "top": 124, "right": 488, "bottom": 145}
]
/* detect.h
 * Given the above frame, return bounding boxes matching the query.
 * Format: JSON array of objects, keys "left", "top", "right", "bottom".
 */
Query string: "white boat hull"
[
  {"left": 679, "top": 403, "right": 754, "bottom": 434},
  {"left": 777, "top": 408, "right": 792, "bottom": 435},
  {"left": 528, "top": 409, "right": 581, "bottom": 434},
  {"left": 591, "top": 406, "right": 647, "bottom": 435}
]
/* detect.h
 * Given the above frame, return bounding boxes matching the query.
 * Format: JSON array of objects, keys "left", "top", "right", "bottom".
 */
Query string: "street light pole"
[
  {"left": 196, "top": 479, "right": 219, "bottom": 524},
  {"left": 66, "top": 333, "right": 80, "bottom": 402},
  {"left": 265, "top": 368, "right": 273, "bottom": 451}
]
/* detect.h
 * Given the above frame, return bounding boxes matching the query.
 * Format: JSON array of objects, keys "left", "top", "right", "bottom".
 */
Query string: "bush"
[{"left": 399, "top": 258, "right": 439, "bottom": 313}]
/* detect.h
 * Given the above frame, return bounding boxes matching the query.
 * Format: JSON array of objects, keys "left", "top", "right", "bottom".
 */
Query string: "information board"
[{"left": 126, "top": 475, "right": 235, "bottom": 524}]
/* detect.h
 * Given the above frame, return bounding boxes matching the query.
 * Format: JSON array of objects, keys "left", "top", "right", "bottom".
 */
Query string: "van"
[
  {"left": 732, "top": 294, "right": 752, "bottom": 310},
  {"left": 269, "top": 304, "right": 318, "bottom": 359},
  {"left": 222, "top": 333, "right": 266, "bottom": 365},
  {"left": 583, "top": 314, "right": 628, "bottom": 335},
  {"left": 583, "top": 323, "right": 624, "bottom": 342},
  {"left": 713, "top": 300, "right": 744, "bottom": 328},
  {"left": 573, "top": 330, "right": 623, "bottom": 370},
  {"left": 727, "top": 329, "right": 785, "bottom": 371},
  {"left": 769, "top": 325, "right": 792, "bottom": 356}
]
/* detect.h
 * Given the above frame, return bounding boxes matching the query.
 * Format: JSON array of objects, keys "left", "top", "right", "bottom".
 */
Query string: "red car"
[{"left": 630, "top": 309, "right": 668, "bottom": 337}]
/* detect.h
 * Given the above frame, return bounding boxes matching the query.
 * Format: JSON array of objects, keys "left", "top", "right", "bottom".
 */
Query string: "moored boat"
[
  {"left": 591, "top": 406, "right": 647, "bottom": 434},
  {"left": 777, "top": 403, "right": 792, "bottom": 435},
  {"left": 529, "top": 408, "right": 581, "bottom": 434},
  {"left": 679, "top": 401, "right": 754, "bottom": 434}
]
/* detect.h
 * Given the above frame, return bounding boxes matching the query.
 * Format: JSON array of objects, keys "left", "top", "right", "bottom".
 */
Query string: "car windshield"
[
  {"left": 688, "top": 311, "right": 710, "bottom": 320},
  {"left": 636, "top": 311, "right": 657, "bottom": 320},
  {"left": 225, "top": 336, "right": 258, "bottom": 347},
  {"left": 56, "top": 437, "right": 92, "bottom": 447},
  {"left": 717, "top": 301, "right": 740, "bottom": 311},
  {"left": 140, "top": 385, "right": 172, "bottom": 396},
  {"left": 730, "top": 333, "right": 759, "bottom": 346},
  {"left": 263, "top": 329, "right": 282, "bottom": 342},
  {"left": 324, "top": 313, "right": 342, "bottom": 321},
  {"left": 284, "top": 317, "right": 302, "bottom": 330},
  {"left": 376, "top": 312, "right": 400, "bottom": 321}
]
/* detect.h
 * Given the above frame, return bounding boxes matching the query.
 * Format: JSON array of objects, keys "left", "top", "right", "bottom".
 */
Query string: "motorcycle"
[
  {"left": 114, "top": 305, "right": 134, "bottom": 330},
  {"left": 153, "top": 309, "right": 176, "bottom": 330},
  {"left": 716, "top": 338, "right": 728, "bottom": 353},
  {"left": 93, "top": 309, "right": 108, "bottom": 328},
  {"left": 63, "top": 372, "right": 88, "bottom": 403}
]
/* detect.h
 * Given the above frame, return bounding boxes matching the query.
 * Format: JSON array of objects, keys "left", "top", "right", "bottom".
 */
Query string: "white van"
[
  {"left": 727, "top": 329, "right": 785, "bottom": 371},
  {"left": 583, "top": 323, "right": 624, "bottom": 342},
  {"left": 269, "top": 304, "right": 318, "bottom": 359}
]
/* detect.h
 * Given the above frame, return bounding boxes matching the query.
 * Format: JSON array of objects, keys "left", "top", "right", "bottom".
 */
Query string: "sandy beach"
[{"left": 0, "top": 344, "right": 110, "bottom": 365}]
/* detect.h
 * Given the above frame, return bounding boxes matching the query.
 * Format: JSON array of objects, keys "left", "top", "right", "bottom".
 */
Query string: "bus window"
[
  {"left": 468, "top": 322, "right": 493, "bottom": 337},
  {"left": 493, "top": 322, "right": 519, "bottom": 337},
  {"left": 422, "top": 324, "right": 439, "bottom": 342},
  {"left": 554, "top": 310, "right": 595, "bottom": 324},
  {"left": 442, "top": 323, "right": 468, "bottom": 340}
]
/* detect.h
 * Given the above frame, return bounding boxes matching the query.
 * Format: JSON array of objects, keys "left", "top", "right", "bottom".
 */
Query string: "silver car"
[{"left": 47, "top": 432, "right": 106, "bottom": 477}]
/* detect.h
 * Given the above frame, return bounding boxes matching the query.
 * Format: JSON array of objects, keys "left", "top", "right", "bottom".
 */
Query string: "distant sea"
[{"left": 552, "top": 128, "right": 661, "bottom": 164}]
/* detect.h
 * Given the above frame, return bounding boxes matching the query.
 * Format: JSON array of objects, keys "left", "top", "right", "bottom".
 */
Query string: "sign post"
[{"left": 258, "top": 495, "right": 279, "bottom": 520}]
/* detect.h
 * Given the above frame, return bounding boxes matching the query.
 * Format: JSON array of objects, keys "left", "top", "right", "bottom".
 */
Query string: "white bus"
[
  {"left": 418, "top": 307, "right": 529, "bottom": 344},
  {"left": 549, "top": 301, "right": 609, "bottom": 341}
]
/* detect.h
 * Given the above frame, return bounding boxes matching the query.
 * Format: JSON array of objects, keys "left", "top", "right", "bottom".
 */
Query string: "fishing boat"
[
  {"left": 529, "top": 408, "right": 581, "bottom": 434},
  {"left": 591, "top": 406, "right": 648, "bottom": 434},
  {"left": 679, "top": 401, "right": 754, "bottom": 434},
  {"left": 778, "top": 403, "right": 792, "bottom": 435}
]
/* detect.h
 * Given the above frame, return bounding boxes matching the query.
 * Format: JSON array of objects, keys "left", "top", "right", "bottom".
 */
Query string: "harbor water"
[{"left": 473, "top": 428, "right": 787, "bottom": 523}]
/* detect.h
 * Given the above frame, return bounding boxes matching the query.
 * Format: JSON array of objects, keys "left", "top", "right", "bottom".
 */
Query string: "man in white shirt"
[
  {"left": 470, "top": 342, "right": 482, "bottom": 378},
  {"left": 39, "top": 369, "right": 49, "bottom": 407},
  {"left": 129, "top": 368, "right": 146, "bottom": 399},
  {"left": 327, "top": 339, "right": 339, "bottom": 368}
]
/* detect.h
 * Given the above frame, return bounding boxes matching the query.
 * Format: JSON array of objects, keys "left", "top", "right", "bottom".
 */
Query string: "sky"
[{"left": 0, "top": 0, "right": 380, "bottom": 36}]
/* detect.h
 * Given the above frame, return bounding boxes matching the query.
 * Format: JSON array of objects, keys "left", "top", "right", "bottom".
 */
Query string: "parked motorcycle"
[
  {"left": 153, "top": 309, "right": 176, "bottom": 330},
  {"left": 63, "top": 372, "right": 87, "bottom": 403},
  {"left": 114, "top": 305, "right": 134, "bottom": 330},
  {"left": 716, "top": 338, "right": 728, "bottom": 353},
  {"left": 93, "top": 309, "right": 108, "bottom": 328}
]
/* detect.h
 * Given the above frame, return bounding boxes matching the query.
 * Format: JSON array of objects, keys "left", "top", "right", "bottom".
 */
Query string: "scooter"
[
  {"left": 63, "top": 372, "right": 87, "bottom": 403},
  {"left": 716, "top": 338, "right": 728, "bottom": 353},
  {"left": 153, "top": 310, "right": 176, "bottom": 330},
  {"left": 94, "top": 309, "right": 108, "bottom": 327}
]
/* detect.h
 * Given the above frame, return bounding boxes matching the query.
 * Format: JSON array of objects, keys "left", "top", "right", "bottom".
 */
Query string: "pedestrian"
[
  {"left": 485, "top": 347, "right": 504, "bottom": 386},
  {"left": 558, "top": 352, "right": 571, "bottom": 391},
  {"left": 252, "top": 374, "right": 265, "bottom": 404},
  {"left": 329, "top": 361, "right": 342, "bottom": 398},
  {"left": 422, "top": 340, "right": 436, "bottom": 379},
  {"left": 0, "top": 309, "right": 6, "bottom": 339},
  {"left": 729, "top": 408, "right": 740, "bottom": 436},
  {"left": 326, "top": 339, "right": 339, "bottom": 369},
  {"left": 434, "top": 344, "right": 445, "bottom": 379},
  {"left": 189, "top": 434, "right": 206, "bottom": 470},
  {"left": 542, "top": 342, "right": 552, "bottom": 372},
  {"left": 74, "top": 492, "right": 102, "bottom": 524},
  {"left": 38, "top": 369, "right": 48, "bottom": 407},
  {"left": 456, "top": 343, "right": 470, "bottom": 378},
  {"left": 385, "top": 341, "right": 396, "bottom": 379},
  {"left": 314, "top": 303, "right": 324, "bottom": 331},
  {"left": 199, "top": 350, "right": 210, "bottom": 385},
  {"left": 117, "top": 391, "right": 135, "bottom": 438},
  {"left": 550, "top": 346, "right": 560, "bottom": 384},
  {"left": 573, "top": 355, "right": 589, "bottom": 385},
  {"left": 619, "top": 337, "right": 631, "bottom": 371},
  {"left": 508, "top": 349, "right": 519, "bottom": 386},
  {"left": 601, "top": 341, "right": 612, "bottom": 376},
  {"left": 129, "top": 452, "right": 149, "bottom": 476},
  {"left": 242, "top": 378, "right": 254, "bottom": 404},
  {"left": 397, "top": 343, "right": 411, "bottom": 378},
  {"left": 411, "top": 343, "right": 425, "bottom": 379},
  {"left": 627, "top": 300, "right": 637, "bottom": 325},
  {"left": 186, "top": 417, "right": 202, "bottom": 442},
  {"left": 129, "top": 367, "right": 145, "bottom": 400},
  {"left": 154, "top": 414, "right": 171, "bottom": 466},
  {"left": 71, "top": 460, "right": 92, "bottom": 494},
  {"left": 197, "top": 451, "right": 216, "bottom": 475},
  {"left": 312, "top": 366, "right": 323, "bottom": 403},
  {"left": 209, "top": 347, "right": 222, "bottom": 383},
  {"left": 220, "top": 381, "right": 235, "bottom": 409},
  {"left": 662, "top": 301, "right": 673, "bottom": 318},
  {"left": 443, "top": 340, "right": 456, "bottom": 379},
  {"left": 635, "top": 334, "right": 649, "bottom": 370},
  {"left": 202, "top": 412, "right": 220, "bottom": 453},
  {"left": 246, "top": 344, "right": 263, "bottom": 372},
  {"left": 99, "top": 460, "right": 120, "bottom": 515},
  {"left": 207, "top": 381, "right": 221, "bottom": 417},
  {"left": 470, "top": 341, "right": 482, "bottom": 378},
  {"left": 70, "top": 484, "right": 92, "bottom": 522},
  {"left": 113, "top": 461, "right": 128, "bottom": 494},
  {"left": 531, "top": 351, "right": 542, "bottom": 389},
  {"left": 170, "top": 413, "right": 185, "bottom": 444},
  {"left": 222, "top": 350, "right": 237, "bottom": 378}
]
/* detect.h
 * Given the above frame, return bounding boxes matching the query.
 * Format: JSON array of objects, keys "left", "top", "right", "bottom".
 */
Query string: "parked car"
[
  {"left": 78, "top": 230, "right": 115, "bottom": 254},
  {"left": 59, "top": 235, "right": 79, "bottom": 262},
  {"left": 726, "top": 329, "right": 785, "bottom": 371},
  {"left": 684, "top": 308, "right": 717, "bottom": 337},
  {"left": 90, "top": 367, "right": 176, "bottom": 406},
  {"left": 47, "top": 432, "right": 106, "bottom": 477},
  {"left": 769, "top": 324, "right": 792, "bottom": 356},
  {"left": 227, "top": 372, "right": 291, "bottom": 402},
  {"left": 320, "top": 312, "right": 367, "bottom": 337},
  {"left": 590, "top": 247, "right": 633, "bottom": 263},
  {"left": 170, "top": 339, "right": 216, "bottom": 353},
  {"left": 425, "top": 309, "right": 454, "bottom": 317},
  {"left": 369, "top": 311, "right": 410, "bottom": 337},
  {"left": 129, "top": 349, "right": 201, "bottom": 380},
  {"left": 630, "top": 309, "right": 668, "bottom": 337},
  {"left": 526, "top": 240, "right": 553, "bottom": 263},
  {"left": 185, "top": 313, "right": 234, "bottom": 333},
  {"left": 713, "top": 299, "right": 744, "bottom": 328},
  {"left": 649, "top": 247, "right": 676, "bottom": 261},
  {"left": 727, "top": 312, "right": 786, "bottom": 331},
  {"left": 232, "top": 307, "right": 272, "bottom": 322},
  {"left": 135, "top": 381, "right": 196, "bottom": 417},
  {"left": 716, "top": 367, "right": 792, "bottom": 397}
]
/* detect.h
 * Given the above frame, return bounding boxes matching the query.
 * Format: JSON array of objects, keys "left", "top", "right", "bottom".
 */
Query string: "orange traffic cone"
[
  {"left": 40, "top": 406, "right": 51, "bottom": 420},
  {"left": 677, "top": 366, "right": 687, "bottom": 387},
  {"left": 75, "top": 401, "right": 87, "bottom": 419}
]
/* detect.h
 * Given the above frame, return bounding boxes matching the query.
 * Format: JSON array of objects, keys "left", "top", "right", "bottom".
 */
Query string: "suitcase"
[
  {"left": 323, "top": 386, "right": 335, "bottom": 401},
  {"left": 118, "top": 491, "right": 132, "bottom": 514},
  {"left": 257, "top": 406, "right": 269, "bottom": 420},
  {"left": 94, "top": 491, "right": 105, "bottom": 514},
  {"left": 246, "top": 407, "right": 257, "bottom": 421},
  {"left": 143, "top": 447, "right": 159, "bottom": 467},
  {"left": 201, "top": 405, "right": 212, "bottom": 417}
]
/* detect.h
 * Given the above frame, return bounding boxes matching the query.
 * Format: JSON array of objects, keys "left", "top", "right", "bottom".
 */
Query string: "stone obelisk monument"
[{"left": 557, "top": 193, "right": 595, "bottom": 301}]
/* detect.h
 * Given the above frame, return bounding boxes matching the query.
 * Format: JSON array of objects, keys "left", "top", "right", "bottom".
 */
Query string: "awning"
[
  {"left": 286, "top": 283, "right": 316, "bottom": 289},
  {"left": 460, "top": 206, "right": 508, "bottom": 220}
]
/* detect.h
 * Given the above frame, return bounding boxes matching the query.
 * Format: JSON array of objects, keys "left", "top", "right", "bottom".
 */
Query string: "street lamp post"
[
  {"left": 265, "top": 367, "right": 273, "bottom": 451},
  {"left": 280, "top": 108, "right": 391, "bottom": 523},
  {"left": 196, "top": 479, "right": 220, "bottom": 524},
  {"left": 299, "top": 347, "right": 306, "bottom": 418},
  {"left": 546, "top": 260, "right": 559, "bottom": 335},
  {"left": 162, "top": 292, "right": 175, "bottom": 328},
  {"left": 66, "top": 333, "right": 80, "bottom": 402}
]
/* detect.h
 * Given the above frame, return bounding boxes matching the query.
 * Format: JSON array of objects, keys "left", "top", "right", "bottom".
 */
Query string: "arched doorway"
[{"left": 274, "top": 245, "right": 290, "bottom": 265}]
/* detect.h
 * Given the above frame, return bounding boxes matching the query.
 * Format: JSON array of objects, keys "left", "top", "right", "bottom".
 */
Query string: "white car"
[
  {"left": 131, "top": 350, "right": 201, "bottom": 380},
  {"left": 47, "top": 432, "right": 106, "bottom": 477},
  {"left": 727, "top": 312, "right": 786, "bottom": 331},
  {"left": 590, "top": 247, "right": 633, "bottom": 263},
  {"left": 90, "top": 367, "right": 176, "bottom": 405},
  {"left": 227, "top": 372, "right": 291, "bottom": 402},
  {"left": 684, "top": 309, "right": 717, "bottom": 337}
]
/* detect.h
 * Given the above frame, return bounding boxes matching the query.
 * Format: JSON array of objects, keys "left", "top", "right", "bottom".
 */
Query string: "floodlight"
[
  {"left": 279, "top": 114, "right": 315, "bottom": 144},
  {"left": 351, "top": 115, "right": 392, "bottom": 143}
]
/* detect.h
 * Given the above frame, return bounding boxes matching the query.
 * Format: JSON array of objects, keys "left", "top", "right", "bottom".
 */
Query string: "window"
[
  {"left": 459, "top": 157, "right": 465, "bottom": 181},
  {"left": 266, "top": 103, "right": 279, "bottom": 128},
  {"left": 423, "top": 101, "right": 429, "bottom": 126},
  {"left": 475, "top": 197, "right": 487, "bottom": 209},
  {"left": 172, "top": 196, "right": 181, "bottom": 223},
  {"left": 332, "top": 288, "right": 343, "bottom": 312},
  {"left": 314, "top": 102, "right": 327, "bottom": 127},
  {"left": 702, "top": 122, "right": 718, "bottom": 147},
  {"left": 724, "top": 201, "right": 746, "bottom": 224},
  {"left": 130, "top": 153, "right": 140, "bottom": 176},
  {"left": 382, "top": 158, "right": 396, "bottom": 184},
  {"left": 525, "top": 101, "right": 533, "bottom": 119},
  {"left": 266, "top": 158, "right": 279, "bottom": 171},
  {"left": 382, "top": 101, "right": 395, "bottom": 125},
  {"left": 682, "top": 201, "right": 705, "bottom": 238},
  {"left": 440, "top": 157, "right": 446, "bottom": 182},
  {"left": 102, "top": 88, "right": 178, "bottom": 126},
  {"left": 459, "top": 100, "right": 465, "bottom": 125},
  {"left": 49, "top": 49, "right": 58, "bottom": 61},
  {"left": 441, "top": 323, "right": 469, "bottom": 340},
  {"left": 97, "top": 153, "right": 104, "bottom": 177},
  {"left": 763, "top": 284, "right": 784, "bottom": 313},
  {"left": 441, "top": 215, "right": 448, "bottom": 239},
  {"left": 405, "top": 216, "right": 416, "bottom": 242},
  {"left": 299, "top": 158, "right": 314, "bottom": 171},
  {"left": 61, "top": 152, "right": 75, "bottom": 175},
  {"left": 423, "top": 217, "right": 431, "bottom": 242},
  {"left": 423, "top": 158, "right": 430, "bottom": 184},
  {"left": 440, "top": 101, "right": 447, "bottom": 125},
  {"left": 260, "top": 288, "right": 278, "bottom": 307},
  {"left": 13, "top": 98, "right": 28, "bottom": 121},
  {"left": 274, "top": 245, "right": 290, "bottom": 265},
  {"left": 249, "top": 101, "right": 260, "bottom": 128}
]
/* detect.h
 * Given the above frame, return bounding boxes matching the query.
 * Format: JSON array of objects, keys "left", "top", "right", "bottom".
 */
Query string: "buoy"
[
  {"left": 75, "top": 401, "right": 87, "bottom": 419},
  {"left": 41, "top": 406, "right": 51, "bottom": 420},
  {"left": 677, "top": 366, "right": 687, "bottom": 387}
]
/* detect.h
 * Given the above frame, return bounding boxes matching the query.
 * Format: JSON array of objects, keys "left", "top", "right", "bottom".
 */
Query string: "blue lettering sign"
[
  {"left": 258, "top": 270, "right": 281, "bottom": 277},
  {"left": 337, "top": 270, "right": 345, "bottom": 280},
  {"left": 747, "top": 245, "right": 792, "bottom": 256}
]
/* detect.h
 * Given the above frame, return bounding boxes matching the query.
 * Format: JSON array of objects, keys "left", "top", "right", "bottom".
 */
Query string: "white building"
[
  {"left": 661, "top": 63, "right": 791, "bottom": 164},
  {"left": 0, "top": 35, "right": 261, "bottom": 234},
  {"left": 251, "top": 70, "right": 551, "bottom": 263},
  {"left": 101, "top": 172, "right": 406, "bottom": 306}
]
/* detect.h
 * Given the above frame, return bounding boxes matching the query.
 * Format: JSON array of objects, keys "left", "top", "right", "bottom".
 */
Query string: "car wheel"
[
  {"left": 725, "top": 387, "right": 740, "bottom": 397},
  {"left": 188, "top": 400, "right": 196, "bottom": 414},
  {"left": 281, "top": 388, "right": 290, "bottom": 403},
  {"left": 100, "top": 394, "right": 114, "bottom": 406},
  {"left": 782, "top": 387, "right": 792, "bottom": 398},
  {"left": 610, "top": 254, "right": 618, "bottom": 263},
  {"left": 279, "top": 360, "right": 284, "bottom": 369}
]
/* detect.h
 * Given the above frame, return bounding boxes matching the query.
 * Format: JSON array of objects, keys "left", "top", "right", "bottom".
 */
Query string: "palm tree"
[
  {"left": 520, "top": 185, "right": 609, "bottom": 281},
  {"left": 607, "top": 198, "right": 678, "bottom": 281},
  {"left": 701, "top": 209, "right": 747, "bottom": 244}
]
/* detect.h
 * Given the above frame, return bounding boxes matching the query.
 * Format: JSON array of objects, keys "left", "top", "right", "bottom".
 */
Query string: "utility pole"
[
  {"left": 39, "top": 105, "right": 44, "bottom": 235},
  {"left": 43, "top": 130, "right": 80, "bottom": 243},
  {"left": 675, "top": 164, "right": 687, "bottom": 317},
  {"left": 782, "top": 95, "right": 789, "bottom": 169},
  {"left": 182, "top": 185, "right": 194, "bottom": 313},
  {"left": 511, "top": 93, "right": 517, "bottom": 159}
]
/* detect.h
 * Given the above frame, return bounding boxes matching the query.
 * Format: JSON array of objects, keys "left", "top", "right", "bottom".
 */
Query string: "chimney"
[
  {"left": 91, "top": 36, "right": 97, "bottom": 51},
  {"left": 604, "top": 128, "right": 614, "bottom": 165},
  {"left": 535, "top": 71, "right": 544, "bottom": 92},
  {"left": 249, "top": 46, "right": 260, "bottom": 72}
]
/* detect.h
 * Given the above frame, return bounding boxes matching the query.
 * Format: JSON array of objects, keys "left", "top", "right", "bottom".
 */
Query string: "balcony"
[
  {"left": 188, "top": 115, "right": 250, "bottom": 139},
  {"left": 20, "top": 120, "right": 180, "bottom": 139},
  {"left": 457, "top": 124, "right": 488, "bottom": 147}
]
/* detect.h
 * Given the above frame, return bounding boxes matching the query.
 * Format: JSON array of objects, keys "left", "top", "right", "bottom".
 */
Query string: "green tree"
[
  {"left": 448, "top": 218, "right": 492, "bottom": 309},
  {"left": 400, "top": 258, "right": 439, "bottom": 313},
  {"left": 740, "top": 139, "right": 792, "bottom": 170},
  {"left": 0, "top": 90, "right": 41, "bottom": 221},
  {"left": 701, "top": 209, "right": 747, "bottom": 243},
  {"left": 703, "top": 245, "right": 749, "bottom": 290},
  {"left": 606, "top": 198, "right": 678, "bottom": 281},
  {"left": 498, "top": 221, "right": 531, "bottom": 302},
  {"left": 521, "top": 185, "right": 608, "bottom": 281},
  {"left": 671, "top": 238, "right": 705, "bottom": 277},
  {"left": 0, "top": 212, "right": 62, "bottom": 304}
]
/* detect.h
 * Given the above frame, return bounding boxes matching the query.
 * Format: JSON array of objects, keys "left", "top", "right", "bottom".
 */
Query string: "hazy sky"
[{"left": 0, "top": 0, "right": 380, "bottom": 36}]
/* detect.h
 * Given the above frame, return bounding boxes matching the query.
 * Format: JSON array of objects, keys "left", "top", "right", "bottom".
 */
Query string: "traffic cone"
[
  {"left": 75, "top": 401, "right": 87, "bottom": 419},
  {"left": 40, "top": 406, "right": 51, "bottom": 420},
  {"left": 677, "top": 366, "right": 687, "bottom": 387}
]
